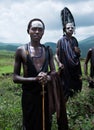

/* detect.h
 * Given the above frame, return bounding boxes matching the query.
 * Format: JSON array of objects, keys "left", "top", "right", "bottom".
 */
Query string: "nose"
[
  {"left": 70, "top": 27, "right": 74, "bottom": 30},
  {"left": 35, "top": 28, "right": 39, "bottom": 33},
  {"left": 69, "top": 28, "right": 73, "bottom": 31}
]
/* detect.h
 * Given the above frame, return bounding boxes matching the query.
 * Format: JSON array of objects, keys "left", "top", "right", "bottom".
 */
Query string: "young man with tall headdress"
[{"left": 55, "top": 7, "right": 82, "bottom": 101}]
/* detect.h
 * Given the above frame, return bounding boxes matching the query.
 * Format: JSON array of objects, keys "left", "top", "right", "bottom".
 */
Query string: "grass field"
[
  {"left": 0, "top": 50, "right": 94, "bottom": 130},
  {"left": 0, "top": 50, "right": 15, "bottom": 75}
]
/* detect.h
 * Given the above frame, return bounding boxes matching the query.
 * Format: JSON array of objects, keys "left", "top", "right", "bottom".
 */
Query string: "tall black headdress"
[{"left": 61, "top": 7, "right": 75, "bottom": 28}]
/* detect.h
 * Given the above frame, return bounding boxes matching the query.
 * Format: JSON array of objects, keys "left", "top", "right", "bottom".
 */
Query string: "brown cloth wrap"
[{"left": 48, "top": 71, "right": 68, "bottom": 130}]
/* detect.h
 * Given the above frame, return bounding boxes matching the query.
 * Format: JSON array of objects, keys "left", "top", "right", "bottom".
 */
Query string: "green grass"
[
  {"left": 0, "top": 65, "right": 13, "bottom": 74},
  {"left": 0, "top": 50, "right": 94, "bottom": 129},
  {"left": 0, "top": 51, "right": 14, "bottom": 75},
  {"left": 0, "top": 50, "right": 15, "bottom": 56},
  {"left": 0, "top": 76, "right": 22, "bottom": 130}
]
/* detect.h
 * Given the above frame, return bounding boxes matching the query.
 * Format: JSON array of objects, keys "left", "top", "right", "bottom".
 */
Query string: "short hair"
[{"left": 27, "top": 18, "right": 45, "bottom": 33}]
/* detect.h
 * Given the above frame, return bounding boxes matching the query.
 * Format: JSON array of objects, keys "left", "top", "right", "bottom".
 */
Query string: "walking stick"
[
  {"left": 42, "top": 83, "right": 45, "bottom": 130},
  {"left": 82, "top": 76, "right": 94, "bottom": 83}
]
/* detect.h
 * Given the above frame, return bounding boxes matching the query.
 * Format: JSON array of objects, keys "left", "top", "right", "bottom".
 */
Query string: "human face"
[
  {"left": 29, "top": 21, "right": 44, "bottom": 42},
  {"left": 65, "top": 23, "right": 74, "bottom": 36}
]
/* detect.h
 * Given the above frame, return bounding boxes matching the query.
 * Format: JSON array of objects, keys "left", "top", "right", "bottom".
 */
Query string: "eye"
[
  {"left": 31, "top": 27, "right": 43, "bottom": 32},
  {"left": 66, "top": 27, "right": 74, "bottom": 29},
  {"left": 66, "top": 27, "right": 70, "bottom": 29},
  {"left": 31, "top": 28, "right": 36, "bottom": 31},
  {"left": 38, "top": 28, "right": 43, "bottom": 32}
]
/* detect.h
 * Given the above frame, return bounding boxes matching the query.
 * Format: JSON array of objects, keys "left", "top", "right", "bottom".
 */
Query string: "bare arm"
[
  {"left": 84, "top": 49, "right": 92, "bottom": 76},
  {"left": 74, "top": 46, "right": 81, "bottom": 57},
  {"left": 55, "top": 42, "right": 64, "bottom": 70},
  {"left": 13, "top": 47, "right": 38, "bottom": 84},
  {"left": 49, "top": 47, "right": 56, "bottom": 71}
]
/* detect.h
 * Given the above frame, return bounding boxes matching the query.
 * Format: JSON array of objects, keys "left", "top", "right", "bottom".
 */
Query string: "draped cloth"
[
  {"left": 22, "top": 44, "right": 53, "bottom": 130},
  {"left": 48, "top": 71, "right": 68, "bottom": 130},
  {"left": 57, "top": 35, "right": 82, "bottom": 99},
  {"left": 61, "top": 36, "right": 80, "bottom": 67}
]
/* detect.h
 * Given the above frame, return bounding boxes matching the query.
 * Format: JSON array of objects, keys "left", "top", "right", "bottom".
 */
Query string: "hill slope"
[
  {"left": 44, "top": 36, "right": 94, "bottom": 58},
  {"left": 0, "top": 42, "right": 22, "bottom": 51},
  {"left": 0, "top": 36, "right": 94, "bottom": 58},
  {"left": 44, "top": 42, "right": 56, "bottom": 55},
  {"left": 79, "top": 36, "right": 94, "bottom": 58}
]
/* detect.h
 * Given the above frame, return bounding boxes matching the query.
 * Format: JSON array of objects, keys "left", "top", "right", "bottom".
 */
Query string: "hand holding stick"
[{"left": 37, "top": 72, "right": 47, "bottom": 130}]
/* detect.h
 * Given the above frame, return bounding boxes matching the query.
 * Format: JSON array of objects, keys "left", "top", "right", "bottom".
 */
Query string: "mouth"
[
  {"left": 33, "top": 35, "right": 40, "bottom": 39},
  {"left": 33, "top": 35, "right": 42, "bottom": 40},
  {"left": 34, "top": 34, "right": 40, "bottom": 37}
]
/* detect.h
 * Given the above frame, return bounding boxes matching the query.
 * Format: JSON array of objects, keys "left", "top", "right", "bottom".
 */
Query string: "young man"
[
  {"left": 84, "top": 47, "right": 94, "bottom": 88},
  {"left": 55, "top": 22, "right": 82, "bottom": 100},
  {"left": 13, "top": 18, "right": 56, "bottom": 130}
]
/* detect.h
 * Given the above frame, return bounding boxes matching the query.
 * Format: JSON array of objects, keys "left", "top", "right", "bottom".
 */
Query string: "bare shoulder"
[
  {"left": 88, "top": 48, "right": 92, "bottom": 54},
  {"left": 89, "top": 48, "right": 92, "bottom": 52},
  {"left": 15, "top": 45, "right": 27, "bottom": 58},
  {"left": 86, "top": 48, "right": 92, "bottom": 59},
  {"left": 16, "top": 45, "right": 26, "bottom": 52}
]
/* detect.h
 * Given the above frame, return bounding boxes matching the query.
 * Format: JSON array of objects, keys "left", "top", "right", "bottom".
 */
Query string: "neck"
[
  {"left": 29, "top": 41, "right": 41, "bottom": 48},
  {"left": 66, "top": 34, "right": 72, "bottom": 38}
]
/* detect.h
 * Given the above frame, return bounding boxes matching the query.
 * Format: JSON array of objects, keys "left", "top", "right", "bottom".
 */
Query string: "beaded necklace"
[{"left": 28, "top": 44, "right": 43, "bottom": 58}]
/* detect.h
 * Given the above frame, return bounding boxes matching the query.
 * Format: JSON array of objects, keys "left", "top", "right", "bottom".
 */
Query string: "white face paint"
[
  {"left": 66, "top": 23, "right": 74, "bottom": 31},
  {"left": 65, "top": 23, "right": 75, "bottom": 35},
  {"left": 31, "top": 21, "right": 43, "bottom": 29}
]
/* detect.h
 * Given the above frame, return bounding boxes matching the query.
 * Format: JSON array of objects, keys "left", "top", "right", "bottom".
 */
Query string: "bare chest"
[{"left": 28, "top": 46, "right": 45, "bottom": 71}]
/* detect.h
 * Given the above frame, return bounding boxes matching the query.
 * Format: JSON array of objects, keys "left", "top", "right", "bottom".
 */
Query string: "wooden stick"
[
  {"left": 82, "top": 76, "right": 94, "bottom": 83},
  {"left": 42, "top": 84, "right": 45, "bottom": 130}
]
